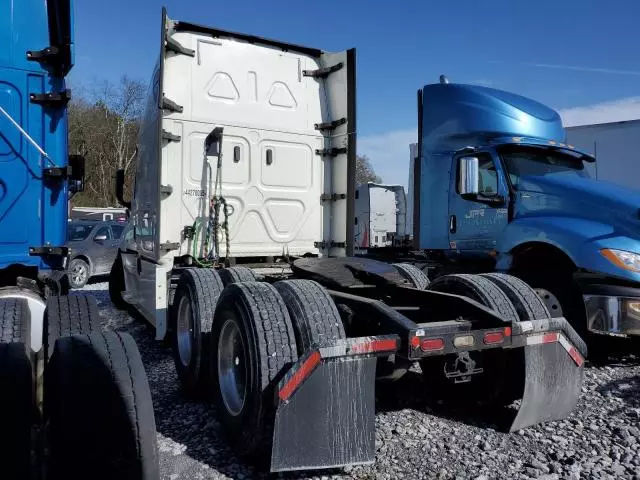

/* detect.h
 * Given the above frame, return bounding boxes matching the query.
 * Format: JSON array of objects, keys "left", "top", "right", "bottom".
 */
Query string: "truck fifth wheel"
[{"left": 111, "top": 8, "right": 587, "bottom": 473}]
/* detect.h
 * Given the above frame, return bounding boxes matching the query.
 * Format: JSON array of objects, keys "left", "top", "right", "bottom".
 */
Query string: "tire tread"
[
  {"left": 393, "top": 263, "right": 430, "bottom": 289},
  {"left": 273, "top": 279, "right": 345, "bottom": 352}
]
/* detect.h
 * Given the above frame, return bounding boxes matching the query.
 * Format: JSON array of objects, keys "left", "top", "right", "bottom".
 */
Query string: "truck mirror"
[
  {"left": 68, "top": 154, "right": 85, "bottom": 194},
  {"left": 115, "top": 169, "right": 132, "bottom": 210},
  {"left": 459, "top": 156, "right": 480, "bottom": 196}
]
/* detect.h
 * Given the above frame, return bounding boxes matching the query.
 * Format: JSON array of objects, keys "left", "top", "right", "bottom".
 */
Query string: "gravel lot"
[{"left": 83, "top": 282, "right": 640, "bottom": 480}]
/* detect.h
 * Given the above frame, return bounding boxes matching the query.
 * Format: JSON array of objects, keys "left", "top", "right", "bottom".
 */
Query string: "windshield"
[
  {"left": 67, "top": 224, "right": 95, "bottom": 241},
  {"left": 499, "top": 145, "right": 590, "bottom": 188}
]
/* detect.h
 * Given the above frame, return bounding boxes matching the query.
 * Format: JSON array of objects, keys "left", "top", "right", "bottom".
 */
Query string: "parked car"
[{"left": 67, "top": 219, "right": 130, "bottom": 288}]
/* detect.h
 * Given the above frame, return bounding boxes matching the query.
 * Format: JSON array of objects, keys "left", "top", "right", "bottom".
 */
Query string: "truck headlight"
[{"left": 601, "top": 249, "right": 640, "bottom": 273}]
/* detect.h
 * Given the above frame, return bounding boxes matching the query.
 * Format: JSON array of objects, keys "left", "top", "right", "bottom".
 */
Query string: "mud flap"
[
  {"left": 270, "top": 336, "right": 398, "bottom": 472},
  {"left": 509, "top": 318, "right": 586, "bottom": 432}
]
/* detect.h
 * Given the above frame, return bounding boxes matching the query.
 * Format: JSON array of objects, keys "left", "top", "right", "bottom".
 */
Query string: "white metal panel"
[
  {"left": 170, "top": 122, "right": 323, "bottom": 257},
  {"left": 566, "top": 120, "right": 640, "bottom": 191},
  {"left": 354, "top": 184, "right": 370, "bottom": 248},
  {"left": 318, "top": 51, "right": 353, "bottom": 258},
  {"left": 159, "top": 32, "right": 333, "bottom": 258}
]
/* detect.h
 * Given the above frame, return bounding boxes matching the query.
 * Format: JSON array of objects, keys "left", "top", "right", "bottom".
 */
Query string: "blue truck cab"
[
  {"left": 0, "top": 0, "right": 83, "bottom": 329},
  {"left": 414, "top": 77, "right": 640, "bottom": 339}
]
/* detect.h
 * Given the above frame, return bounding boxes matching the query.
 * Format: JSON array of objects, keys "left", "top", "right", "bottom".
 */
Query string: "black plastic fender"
[
  {"left": 509, "top": 317, "right": 586, "bottom": 432},
  {"left": 270, "top": 336, "right": 398, "bottom": 472}
]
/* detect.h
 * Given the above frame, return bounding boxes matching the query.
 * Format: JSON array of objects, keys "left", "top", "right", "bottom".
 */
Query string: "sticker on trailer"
[{"left": 449, "top": 241, "right": 457, "bottom": 249}]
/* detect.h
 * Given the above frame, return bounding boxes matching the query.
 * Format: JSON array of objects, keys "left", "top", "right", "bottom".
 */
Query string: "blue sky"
[{"left": 72, "top": 0, "right": 640, "bottom": 186}]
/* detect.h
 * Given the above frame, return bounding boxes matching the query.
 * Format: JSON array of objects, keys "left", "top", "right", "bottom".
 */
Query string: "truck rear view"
[{"left": 112, "top": 10, "right": 587, "bottom": 474}]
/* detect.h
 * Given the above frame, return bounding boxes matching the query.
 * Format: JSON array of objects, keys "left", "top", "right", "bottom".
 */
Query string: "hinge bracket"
[
  {"left": 30, "top": 90, "right": 71, "bottom": 108},
  {"left": 162, "top": 130, "right": 181, "bottom": 142},
  {"left": 314, "top": 241, "right": 346, "bottom": 249},
  {"left": 160, "top": 242, "right": 181, "bottom": 251},
  {"left": 315, "top": 147, "right": 347, "bottom": 157},
  {"left": 29, "top": 246, "right": 68, "bottom": 257},
  {"left": 165, "top": 37, "right": 195, "bottom": 57},
  {"left": 160, "top": 185, "right": 173, "bottom": 195},
  {"left": 314, "top": 118, "right": 347, "bottom": 131},
  {"left": 161, "top": 95, "right": 183, "bottom": 113},
  {"left": 303, "top": 62, "right": 344, "bottom": 78},
  {"left": 26, "top": 46, "right": 60, "bottom": 64},
  {"left": 320, "top": 193, "right": 346, "bottom": 202},
  {"left": 43, "top": 166, "right": 73, "bottom": 179}
]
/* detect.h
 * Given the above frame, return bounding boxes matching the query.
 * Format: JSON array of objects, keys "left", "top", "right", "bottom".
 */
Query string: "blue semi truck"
[
  {"left": 0, "top": 1, "right": 158, "bottom": 478},
  {"left": 411, "top": 76, "right": 640, "bottom": 343}
]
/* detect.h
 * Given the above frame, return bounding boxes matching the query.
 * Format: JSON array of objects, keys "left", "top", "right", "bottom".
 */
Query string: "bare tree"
[
  {"left": 355, "top": 154, "right": 382, "bottom": 185},
  {"left": 68, "top": 76, "right": 145, "bottom": 207}
]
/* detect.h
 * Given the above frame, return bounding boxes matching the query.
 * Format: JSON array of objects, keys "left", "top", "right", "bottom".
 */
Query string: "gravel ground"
[{"left": 82, "top": 281, "right": 640, "bottom": 480}]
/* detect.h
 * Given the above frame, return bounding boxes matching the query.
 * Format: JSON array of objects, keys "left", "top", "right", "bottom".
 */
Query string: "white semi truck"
[
  {"left": 110, "top": 8, "right": 588, "bottom": 473},
  {"left": 354, "top": 182, "right": 407, "bottom": 250}
]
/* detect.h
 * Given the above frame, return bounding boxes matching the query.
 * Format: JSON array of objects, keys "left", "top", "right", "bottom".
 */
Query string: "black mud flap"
[
  {"left": 270, "top": 336, "right": 399, "bottom": 472},
  {"left": 509, "top": 318, "right": 586, "bottom": 432}
]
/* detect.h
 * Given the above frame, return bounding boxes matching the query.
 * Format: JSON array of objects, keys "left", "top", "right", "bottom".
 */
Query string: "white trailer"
[
  {"left": 354, "top": 183, "right": 407, "bottom": 249},
  {"left": 565, "top": 119, "right": 640, "bottom": 191}
]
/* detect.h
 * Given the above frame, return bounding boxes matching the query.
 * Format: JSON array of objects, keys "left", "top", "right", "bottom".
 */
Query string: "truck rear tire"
[
  {"left": 392, "top": 263, "right": 430, "bottom": 289},
  {"left": 0, "top": 298, "right": 33, "bottom": 480},
  {"left": 273, "top": 279, "right": 345, "bottom": 352},
  {"left": 219, "top": 266, "right": 257, "bottom": 285},
  {"left": 45, "top": 331, "right": 158, "bottom": 480},
  {"left": 513, "top": 272, "right": 586, "bottom": 334},
  {"left": 171, "top": 268, "right": 224, "bottom": 397},
  {"left": 211, "top": 282, "right": 297, "bottom": 460},
  {"left": 109, "top": 254, "right": 128, "bottom": 310},
  {"left": 480, "top": 273, "right": 550, "bottom": 320},
  {"left": 45, "top": 294, "right": 100, "bottom": 362},
  {"left": 480, "top": 273, "right": 552, "bottom": 404},
  {"left": 421, "top": 274, "right": 519, "bottom": 406}
]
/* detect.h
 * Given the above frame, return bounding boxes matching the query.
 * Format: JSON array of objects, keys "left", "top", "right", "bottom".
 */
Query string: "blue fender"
[{"left": 496, "top": 217, "right": 640, "bottom": 283}]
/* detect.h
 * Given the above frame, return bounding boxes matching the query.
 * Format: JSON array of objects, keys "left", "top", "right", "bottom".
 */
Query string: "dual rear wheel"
[
  {"left": 171, "top": 267, "right": 344, "bottom": 461},
  {"left": 0, "top": 293, "right": 158, "bottom": 480}
]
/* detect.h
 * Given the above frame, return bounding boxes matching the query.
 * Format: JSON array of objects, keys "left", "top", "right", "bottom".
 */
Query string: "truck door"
[
  {"left": 0, "top": 69, "right": 46, "bottom": 268},
  {"left": 448, "top": 151, "right": 509, "bottom": 253}
]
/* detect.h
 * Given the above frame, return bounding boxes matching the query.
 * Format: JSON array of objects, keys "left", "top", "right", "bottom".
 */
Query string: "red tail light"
[
  {"left": 421, "top": 338, "right": 444, "bottom": 351},
  {"left": 483, "top": 331, "right": 504, "bottom": 344}
]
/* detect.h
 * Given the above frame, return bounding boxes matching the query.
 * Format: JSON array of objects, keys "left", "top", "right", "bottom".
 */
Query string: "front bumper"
[{"left": 584, "top": 295, "right": 640, "bottom": 336}]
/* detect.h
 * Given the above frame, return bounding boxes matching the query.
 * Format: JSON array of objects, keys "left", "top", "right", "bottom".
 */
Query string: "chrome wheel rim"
[
  {"left": 535, "top": 288, "right": 563, "bottom": 317},
  {"left": 176, "top": 296, "right": 194, "bottom": 367},
  {"left": 218, "top": 319, "right": 247, "bottom": 416},
  {"left": 71, "top": 262, "right": 87, "bottom": 285}
]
